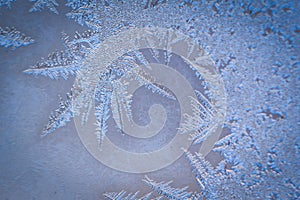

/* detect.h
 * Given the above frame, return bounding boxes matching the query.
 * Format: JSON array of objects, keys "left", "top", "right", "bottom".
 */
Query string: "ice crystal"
[
  {"left": 0, "top": 26, "right": 34, "bottom": 49},
  {"left": 0, "top": 0, "right": 15, "bottom": 9},
  {"left": 111, "top": 80, "right": 133, "bottom": 130},
  {"left": 143, "top": 0, "right": 166, "bottom": 9},
  {"left": 65, "top": 2, "right": 101, "bottom": 30},
  {"left": 24, "top": 30, "right": 100, "bottom": 79},
  {"left": 24, "top": 29, "right": 174, "bottom": 149},
  {"left": 143, "top": 176, "right": 195, "bottom": 200},
  {"left": 179, "top": 90, "right": 220, "bottom": 144},
  {"left": 94, "top": 81, "right": 112, "bottom": 148},
  {"left": 22, "top": 0, "right": 299, "bottom": 199},
  {"left": 29, "top": 0, "right": 59, "bottom": 14},
  {"left": 41, "top": 92, "right": 74, "bottom": 137},
  {"left": 104, "top": 190, "right": 152, "bottom": 200},
  {"left": 65, "top": 0, "right": 96, "bottom": 10}
]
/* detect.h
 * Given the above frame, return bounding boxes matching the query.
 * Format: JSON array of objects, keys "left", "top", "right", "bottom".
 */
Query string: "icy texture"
[
  {"left": 0, "top": 0, "right": 15, "bottom": 9},
  {"left": 143, "top": 176, "right": 195, "bottom": 200},
  {"left": 94, "top": 81, "right": 112, "bottom": 148},
  {"left": 25, "top": 30, "right": 175, "bottom": 149},
  {"left": 2, "top": 0, "right": 60, "bottom": 14},
  {"left": 29, "top": 0, "right": 59, "bottom": 14},
  {"left": 41, "top": 92, "right": 73, "bottom": 136},
  {"left": 179, "top": 90, "right": 220, "bottom": 144},
  {"left": 66, "top": 0, "right": 299, "bottom": 199},
  {"left": 104, "top": 190, "right": 152, "bottom": 200},
  {"left": 24, "top": 30, "right": 100, "bottom": 79},
  {"left": 65, "top": 0, "right": 96, "bottom": 10},
  {"left": 65, "top": 1, "right": 101, "bottom": 30},
  {"left": 18, "top": 0, "right": 300, "bottom": 199},
  {"left": 0, "top": 26, "right": 34, "bottom": 49}
]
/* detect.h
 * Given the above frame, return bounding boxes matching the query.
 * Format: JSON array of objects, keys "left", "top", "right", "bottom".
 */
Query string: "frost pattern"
[
  {"left": 29, "top": 0, "right": 59, "bottom": 14},
  {"left": 0, "top": 26, "right": 34, "bottom": 49},
  {"left": 111, "top": 80, "right": 133, "bottom": 130},
  {"left": 104, "top": 190, "right": 152, "bottom": 200},
  {"left": 24, "top": 30, "right": 175, "bottom": 149},
  {"left": 65, "top": 1, "right": 101, "bottom": 31},
  {"left": 143, "top": 176, "right": 196, "bottom": 200},
  {"left": 24, "top": 30, "right": 100, "bottom": 79},
  {"left": 42, "top": 92, "right": 74, "bottom": 136},
  {"left": 65, "top": 0, "right": 96, "bottom": 10},
  {"left": 179, "top": 90, "right": 220, "bottom": 144},
  {"left": 94, "top": 81, "right": 112, "bottom": 148},
  {"left": 23, "top": 0, "right": 299, "bottom": 199},
  {"left": 0, "top": 0, "right": 15, "bottom": 9}
]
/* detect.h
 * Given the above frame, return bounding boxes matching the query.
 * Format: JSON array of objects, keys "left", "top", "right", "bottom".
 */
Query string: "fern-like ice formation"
[
  {"left": 42, "top": 92, "right": 74, "bottom": 136},
  {"left": 24, "top": 50, "right": 79, "bottom": 79},
  {"left": 104, "top": 190, "right": 152, "bottom": 200},
  {"left": 65, "top": 0, "right": 96, "bottom": 10},
  {"left": 108, "top": 127, "right": 298, "bottom": 199},
  {"left": 24, "top": 30, "right": 100, "bottom": 79},
  {"left": 111, "top": 80, "right": 133, "bottom": 130},
  {"left": 65, "top": 0, "right": 168, "bottom": 31},
  {"left": 103, "top": 175, "right": 198, "bottom": 200},
  {"left": 0, "top": 0, "right": 15, "bottom": 9},
  {"left": 105, "top": 149, "right": 248, "bottom": 199},
  {"left": 0, "top": 26, "right": 34, "bottom": 49},
  {"left": 143, "top": 176, "right": 195, "bottom": 200},
  {"left": 66, "top": 1, "right": 101, "bottom": 30},
  {"left": 24, "top": 29, "right": 174, "bottom": 149},
  {"left": 94, "top": 81, "right": 113, "bottom": 148},
  {"left": 29, "top": 0, "right": 59, "bottom": 14},
  {"left": 179, "top": 90, "right": 220, "bottom": 144},
  {"left": 183, "top": 150, "right": 247, "bottom": 199},
  {"left": 23, "top": 0, "right": 299, "bottom": 199}
]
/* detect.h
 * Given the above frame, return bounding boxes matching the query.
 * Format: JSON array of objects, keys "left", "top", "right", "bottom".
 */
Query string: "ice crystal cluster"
[
  {"left": 0, "top": 26, "right": 34, "bottom": 49},
  {"left": 0, "top": 0, "right": 58, "bottom": 13},
  {"left": 0, "top": 0, "right": 15, "bottom": 9},
  {"left": 29, "top": 0, "right": 59, "bottom": 14},
  {"left": 22, "top": 0, "right": 299, "bottom": 199}
]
